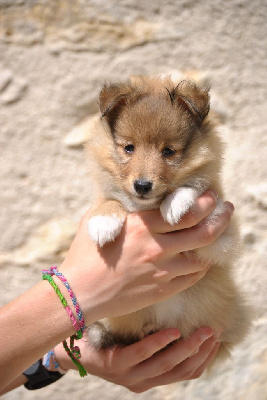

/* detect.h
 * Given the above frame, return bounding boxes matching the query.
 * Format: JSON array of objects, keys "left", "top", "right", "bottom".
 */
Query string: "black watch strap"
[{"left": 23, "top": 359, "right": 64, "bottom": 390}]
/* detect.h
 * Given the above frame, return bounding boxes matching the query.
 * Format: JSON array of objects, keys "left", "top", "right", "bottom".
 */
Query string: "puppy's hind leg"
[{"left": 88, "top": 200, "right": 128, "bottom": 247}]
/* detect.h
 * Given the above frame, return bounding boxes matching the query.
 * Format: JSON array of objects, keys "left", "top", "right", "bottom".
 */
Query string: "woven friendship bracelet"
[
  {"left": 42, "top": 272, "right": 87, "bottom": 377},
  {"left": 42, "top": 274, "right": 82, "bottom": 336},
  {"left": 43, "top": 266, "right": 86, "bottom": 332},
  {"left": 43, "top": 349, "right": 60, "bottom": 370},
  {"left": 62, "top": 339, "right": 87, "bottom": 377},
  {"left": 43, "top": 349, "right": 69, "bottom": 375}
]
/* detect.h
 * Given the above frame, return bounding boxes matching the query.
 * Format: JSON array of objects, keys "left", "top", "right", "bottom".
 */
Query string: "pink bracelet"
[
  {"left": 42, "top": 273, "right": 82, "bottom": 337},
  {"left": 42, "top": 266, "right": 86, "bottom": 332},
  {"left": 42, "top": 272, "right": 87, "bottom": 377}
]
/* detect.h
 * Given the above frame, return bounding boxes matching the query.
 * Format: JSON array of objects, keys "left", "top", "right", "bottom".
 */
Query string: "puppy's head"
[{"left": 99, "top": 76, "right": 215, "bottom": 206}]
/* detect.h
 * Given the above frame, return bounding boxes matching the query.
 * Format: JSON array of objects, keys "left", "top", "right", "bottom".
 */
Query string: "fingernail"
[
  {"left": 167, "top": 329, "right": 181, "bottom": 341},
  {"left": 200, "top": 333, "right": 213, "bottom": 341},
  {"left": 200, "top": 328, "right": 213, "bottom": 341},
  {"left": 224, "top": 201, "right": 235, "bottom": 215}
]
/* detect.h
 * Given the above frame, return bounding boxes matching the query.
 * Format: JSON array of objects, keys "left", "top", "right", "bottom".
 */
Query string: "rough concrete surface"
[{"left": 0, "top": 1, "right": 266, "bottom": 399}]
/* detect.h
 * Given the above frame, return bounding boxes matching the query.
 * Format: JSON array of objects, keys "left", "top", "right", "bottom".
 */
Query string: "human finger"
[
  {"left": 148, "top": 329, "right": 222, "bottom": 385},
  {"left": 135, "top": 190, "right": 218, "bottom": 234},
  {"left": 157, "top": 201, "right": 234, "bottom": 254},
  {"left": 112, "top": 328, "right": 181, "bottom": 370},
  {"left": 169, "top": 335, "right": 218, "bottom": 381},
  {"left": 129, "top": 335, "right": 218, "bottom": 392},
  {"left": 189, "top": 342, "right": 221, "bottom": 380},
  {"left": 130, "top": 326, "right": 213, "bottom": 384},
  {"left": 154, "top": 253, "right": 209, "bottom": 282},
  {"left": 168, "top": 265, "right": 210, "bottom": 294}
]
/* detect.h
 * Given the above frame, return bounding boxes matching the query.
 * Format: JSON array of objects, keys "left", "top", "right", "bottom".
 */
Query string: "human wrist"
[
  {"left": 58, "top": 262, "right": 104, "bottom": 325},
  {"left": 42, "top": 267, "right": 88, "bottom": 377},
  {"left": 0, "top": 279, "right": 80, "bottom": 390},
  {"left": 43, "top": 267, "right": 86, "bottom": 334}
]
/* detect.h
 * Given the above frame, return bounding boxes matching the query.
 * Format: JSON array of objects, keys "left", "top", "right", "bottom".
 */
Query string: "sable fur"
[{"left": 85, "top": 76, "right": 250, "bottom": 368}]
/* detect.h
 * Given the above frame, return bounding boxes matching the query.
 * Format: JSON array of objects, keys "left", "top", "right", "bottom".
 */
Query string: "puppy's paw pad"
[
  {"left": 160, "top": 187, "right": 197, "bottom": 225},
  {"left": 88, "top": 215, "right": 124, "bottom": 247}
]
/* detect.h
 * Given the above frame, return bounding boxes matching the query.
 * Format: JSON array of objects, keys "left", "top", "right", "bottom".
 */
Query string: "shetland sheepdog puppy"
[{"left": 85, "top": 76, "right": 250, "bottom": 366}]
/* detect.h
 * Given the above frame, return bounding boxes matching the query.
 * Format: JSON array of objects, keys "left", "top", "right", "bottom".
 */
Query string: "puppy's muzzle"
[{"left": 134, "top": 179, "right": 153, "bottom": 196}]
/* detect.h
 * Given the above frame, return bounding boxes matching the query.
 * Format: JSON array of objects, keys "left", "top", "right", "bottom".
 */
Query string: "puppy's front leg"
[
  {"left": 88, "top": 200, "right": 127, "bottom": 247},
  {"left": 160, "top": 186, "right": 199, "bottom": 225}
]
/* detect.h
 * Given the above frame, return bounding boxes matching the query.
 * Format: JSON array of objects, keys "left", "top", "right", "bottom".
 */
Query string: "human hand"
[
  {"left": 60, "top": 190, "right": 234, "bottom": 325},
  {"left": 54, "top": 326, "right": 220, "bottom": 392}
]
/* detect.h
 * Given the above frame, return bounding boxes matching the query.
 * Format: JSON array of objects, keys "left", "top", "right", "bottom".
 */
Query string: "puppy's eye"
[
  {"left": 162, "top": 147, "right": 176, "bottom": 157},
  {"left": 124, "top": 144, "right": 135, "bottom": 154}
]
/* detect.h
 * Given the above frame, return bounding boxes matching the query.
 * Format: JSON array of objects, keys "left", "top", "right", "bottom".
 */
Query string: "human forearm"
[
  {"left": 0, "top": 375, "right": 27, "bottom": 395},
  {"left": 0, "top": 280, "right": 75, "bottom": 389}
]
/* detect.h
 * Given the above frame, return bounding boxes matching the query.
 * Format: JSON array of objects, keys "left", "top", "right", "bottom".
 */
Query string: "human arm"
[
  {"left": 1, "top": 327, "right": 220, "bottom": 395},
  {"left": 52, "top": 326, "right": 220, "bottom": 393},
  {"left": 0, "top": 190, "right": 233, "bottom": 391}
]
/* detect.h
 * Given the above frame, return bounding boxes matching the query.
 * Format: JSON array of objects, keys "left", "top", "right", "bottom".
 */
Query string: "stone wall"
[{"left": 1, "top": 1, "right": 266, "bottom": 399}]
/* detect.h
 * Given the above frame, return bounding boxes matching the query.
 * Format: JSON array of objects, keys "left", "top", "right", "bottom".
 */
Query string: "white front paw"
[
  {"left": 160, "top": 187, "right": 198, "bottom": 225},
  {"left": 88, "top": 215, "right": 124, "bottom": 247}
]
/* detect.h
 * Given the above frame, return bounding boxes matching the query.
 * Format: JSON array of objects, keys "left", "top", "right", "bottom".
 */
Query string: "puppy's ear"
[
  {"left": 173, "top": 80, "right": 210, "bottom": 125},
  {"left": 99, "top": 83, "right": 133, "bottom": 132}
]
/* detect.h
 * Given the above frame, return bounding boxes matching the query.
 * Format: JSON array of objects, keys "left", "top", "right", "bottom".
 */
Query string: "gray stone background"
[{"left": 0, "top": 0, "right": 266, "bottom": 399}]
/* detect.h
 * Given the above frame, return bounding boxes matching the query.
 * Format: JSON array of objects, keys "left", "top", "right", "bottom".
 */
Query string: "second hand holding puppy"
[{"left": 54, "top": 327, "right": 221, "bottom": 393}]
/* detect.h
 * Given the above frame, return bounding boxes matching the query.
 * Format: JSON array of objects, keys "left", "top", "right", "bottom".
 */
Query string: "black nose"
[{"left": 134, "top": 179, "right": 153, "bottom": 195}]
